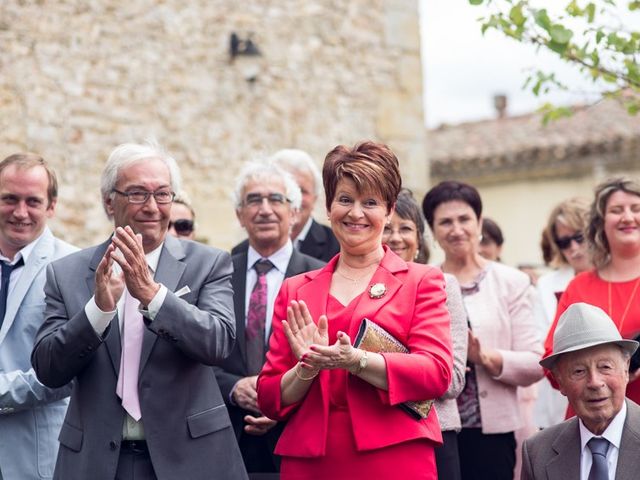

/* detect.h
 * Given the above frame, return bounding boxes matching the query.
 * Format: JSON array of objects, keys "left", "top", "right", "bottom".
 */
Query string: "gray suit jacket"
[
  {"left": 31, "top": 235, "right": 248, "bottom": 480},
  {"left": 521, "top": 399, "right": 640, "bottom": 480},
  {"left": 0, "top": 228, "right": 77, "bottom": 480}
]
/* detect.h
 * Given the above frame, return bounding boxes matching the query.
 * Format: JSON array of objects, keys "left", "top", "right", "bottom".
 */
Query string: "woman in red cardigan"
[
  {"left": 544, "top": 177, "right": 640, "bottom": 405},
  {"left": 257, "top": 142, "right": 453, "bottom": 480}
]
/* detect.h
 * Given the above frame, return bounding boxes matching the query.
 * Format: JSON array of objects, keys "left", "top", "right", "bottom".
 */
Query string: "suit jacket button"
[{"left": 109, "top": 441, "right": 118, "bottom": 450}]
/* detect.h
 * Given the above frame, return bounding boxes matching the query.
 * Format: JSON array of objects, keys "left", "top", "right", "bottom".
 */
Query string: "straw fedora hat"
[{"left": 540, "top": 302, "right": 639, "bottom": 369}]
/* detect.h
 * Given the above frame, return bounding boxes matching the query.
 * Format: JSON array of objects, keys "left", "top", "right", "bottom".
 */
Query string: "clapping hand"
[
  {"left": 94, "top": 242, "right": 125, "bottom": 312},
  {"left": 301, "top": 331, "right": 360, "bottom": 372},
  {"left": 282, "top": 300, "right": 329, "bottom": 370},
  {"left": 109, "top": 226, "right": 160, "bottom": 306}
]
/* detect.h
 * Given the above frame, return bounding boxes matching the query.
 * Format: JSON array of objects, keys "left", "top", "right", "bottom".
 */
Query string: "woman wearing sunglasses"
[
  {"left": 168, "top": 193, "right": 196, "bottom": 239},
  {"left": 543, "top": 178, "right": 640, "bottom": 406},
  {"left": 533, "top": 198, "right": 591, "bottom": 429}
]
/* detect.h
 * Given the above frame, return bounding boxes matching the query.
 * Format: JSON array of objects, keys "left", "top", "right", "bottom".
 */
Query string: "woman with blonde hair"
[
  {"left": 543, "top": 178, "right": 640, "bottom": 405},
  {"left": 534, "top": 197, "right": 591, "bottom": 428}
]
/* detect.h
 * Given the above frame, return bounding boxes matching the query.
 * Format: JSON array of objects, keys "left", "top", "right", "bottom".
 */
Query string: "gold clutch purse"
[{"left": 353, "top": 318, "right": 433, "bottom": 420}]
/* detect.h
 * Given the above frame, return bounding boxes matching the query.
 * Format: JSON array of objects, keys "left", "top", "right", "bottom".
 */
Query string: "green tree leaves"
[{"left": 469, "top": 0, "right": 640, "bottom": 120}]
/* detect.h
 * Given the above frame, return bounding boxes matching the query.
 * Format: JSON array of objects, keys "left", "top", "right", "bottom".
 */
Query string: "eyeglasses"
[
  {"left": 112, "top": 189, "right": 175, "bottom": 204},
  {"left": 242, "top": 193, "right": 290, "bottom": 207},
  {"left": 169, "top": 219, "right": 194, "bottom": 236},
  {"left": 555, "top": 232, "right": 585, "bottom": 250},
  {"left": 382, "top": 225, "right": 417, "bottom": 238}
]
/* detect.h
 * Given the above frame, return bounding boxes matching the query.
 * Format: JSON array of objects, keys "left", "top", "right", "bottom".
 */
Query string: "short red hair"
[{"left": 322, "top": 141, "right": 401, "bottom": 212}]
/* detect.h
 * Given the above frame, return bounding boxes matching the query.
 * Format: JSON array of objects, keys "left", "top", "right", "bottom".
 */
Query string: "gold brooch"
[{"left": 368, "top": 283, "right": 387, "bottom": 299}]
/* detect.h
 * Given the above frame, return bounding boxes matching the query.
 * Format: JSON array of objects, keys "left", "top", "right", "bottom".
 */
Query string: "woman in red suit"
[
  {"left": 544, "top": 177, "right": 640, "bottom": 404},
  {"left": 257, "top": 142, "right": 453, "bottom": 480}
]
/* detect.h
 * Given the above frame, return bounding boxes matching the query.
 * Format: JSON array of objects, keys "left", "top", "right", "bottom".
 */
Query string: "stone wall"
[{"left": 0, "top": 0, "right": 426, "bottom": 249}]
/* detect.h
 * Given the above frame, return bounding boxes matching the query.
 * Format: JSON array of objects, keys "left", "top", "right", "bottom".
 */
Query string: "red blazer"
[{"left": 257, "top": 248, "right": 453, "bottom": 457}]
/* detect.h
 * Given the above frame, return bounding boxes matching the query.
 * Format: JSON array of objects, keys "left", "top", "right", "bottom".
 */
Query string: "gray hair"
[
  {"left": 269, "top": 149, "right": 321, "bottom": 197},
  {"left": 232, "top": 158, "right": 302, "bottom": 210},
  {"left": 100, "top": 140, "right": 182, "bottom": 216}
]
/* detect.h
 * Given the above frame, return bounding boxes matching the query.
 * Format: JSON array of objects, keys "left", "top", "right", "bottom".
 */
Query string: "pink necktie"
[{"left": 116, "top": 290, "right": 143, "bottom": 421}]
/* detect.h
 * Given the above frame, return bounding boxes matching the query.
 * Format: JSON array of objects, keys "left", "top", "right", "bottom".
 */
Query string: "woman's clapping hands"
[{"left": 282, "top": 300, "right": 360, "bottom": 374}]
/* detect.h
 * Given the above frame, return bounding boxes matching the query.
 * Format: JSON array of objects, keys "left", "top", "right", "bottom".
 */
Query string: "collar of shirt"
[
  {"left": 145, "top": 242, "right": 163, "bottom": 273},
  {"left": 578, "top": 400, "right": 626, "bottom": 480},
  {"left": 293, "top": 217, "right": 314, "bottom": 247},
  {"left": 579, "top": 400, "right": 626, "bottom": 452},
  {"left": 0, "top": 228, "right": 46, "bottom": 265},
  {"left": 247, "top": 240, "right": 292, "bottom": 274}
]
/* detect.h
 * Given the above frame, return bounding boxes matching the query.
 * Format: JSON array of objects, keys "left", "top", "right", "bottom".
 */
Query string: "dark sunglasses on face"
[
  {"left": 169, "top": 219, "right": 194, "bottom": 236},
  {"left": 555, "top": 232, "right": 584, "bottom": 250}
]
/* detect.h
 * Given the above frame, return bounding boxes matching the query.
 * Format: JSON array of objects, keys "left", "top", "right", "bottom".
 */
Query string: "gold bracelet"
[{"left": 294, "top": 362, "right": 319, "bottom": 381}]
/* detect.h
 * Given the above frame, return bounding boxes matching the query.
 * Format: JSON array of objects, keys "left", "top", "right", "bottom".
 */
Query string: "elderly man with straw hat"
[{"left": 521, "top": 302, "right": 640, "bottom": 480}]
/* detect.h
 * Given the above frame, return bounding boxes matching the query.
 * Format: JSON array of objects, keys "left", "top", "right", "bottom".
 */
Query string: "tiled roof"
[{"left": 428, "top": 95, "right": 640, "bottom": 182}]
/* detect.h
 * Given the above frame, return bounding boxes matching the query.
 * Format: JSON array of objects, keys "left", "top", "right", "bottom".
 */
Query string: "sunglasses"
[
  {"left": 555, "top": 232, "right": 584, "bottom": 250},
  {"left": 169, "top": 219, "right": 194, "bottom": 236}
]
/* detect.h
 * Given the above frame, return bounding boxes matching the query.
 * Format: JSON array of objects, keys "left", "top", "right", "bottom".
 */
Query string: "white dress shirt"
[
  {"left": 579, "top": 401, "right": 626, "bottom": 480},
  {"left": 245, "top": 240, "right": 292, "bottom": 344},
  {"left": 0, "top": 230, "right": 43, "bottom": 298},
  {"left": 293, "top": 217, "right": 313, "bottom": 250}
]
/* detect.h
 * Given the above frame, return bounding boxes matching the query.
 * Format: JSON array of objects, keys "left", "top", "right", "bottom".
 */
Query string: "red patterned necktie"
[{"left": 246, "top": 259, "right": 274, "bottom": 375}]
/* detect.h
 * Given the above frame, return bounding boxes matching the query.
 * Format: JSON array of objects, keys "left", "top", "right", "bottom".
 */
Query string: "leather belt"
[{"left": 120, "top": 440, "right": 148, "bottom": 454}]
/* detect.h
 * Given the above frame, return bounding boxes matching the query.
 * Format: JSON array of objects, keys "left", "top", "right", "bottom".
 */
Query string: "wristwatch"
[{"left": 352, "top": 350, "right": 368, "bottom": 375}]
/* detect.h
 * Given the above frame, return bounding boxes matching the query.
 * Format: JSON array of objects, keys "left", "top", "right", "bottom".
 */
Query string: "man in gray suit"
[
  {"left": 215, "top": 160, "right": 324, "bottom": 477},
  {"left": 522, "top": 303, "right": 640, "bottom": 480},
  {"left": 31, "top": 142, "right": 247, "bottom": 480},
  {"left": 0, "top": 153, "right": 77, "bottom": 480}
]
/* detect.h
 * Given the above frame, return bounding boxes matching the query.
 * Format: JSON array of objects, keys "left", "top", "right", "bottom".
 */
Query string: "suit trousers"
[
  {"left": 115, "top": 443, "right": 157, "bottom": 480},
  {"left": 458, "top": 428, "right": 515, "bottom": 480},
  {"left": 240, "top": 433, "right": 279, "bottom": 475},
  {"left": 435, "top": 430, "right": 462, "bottom": 480}
]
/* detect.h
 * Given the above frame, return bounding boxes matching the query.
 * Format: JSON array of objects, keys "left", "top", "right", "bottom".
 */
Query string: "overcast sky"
[{"left": 420, "top": 0, "right": 604, "bottom": 128}]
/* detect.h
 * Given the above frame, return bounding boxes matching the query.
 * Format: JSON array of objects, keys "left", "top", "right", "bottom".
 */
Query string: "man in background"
[
  {"left": 216, "top": 159, "right": 324, "bottom": 478},
  {"left": 0, "top": 153, "right": 77, "bottom": 479},
  {"left": 522, "top": 303, "right": 640, "bottom": 480},
  {"left": 232, "top": 149, "right": 339, "bottom": 262}
]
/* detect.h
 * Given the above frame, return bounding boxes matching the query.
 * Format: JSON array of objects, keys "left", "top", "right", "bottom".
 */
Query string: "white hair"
[
  {"left": 232, "top": 158, "right": 302, "bottom": 210},
  {"left": 269, "top": 149, "right": 321, "bottom": 197},
  {"left": 100, "top": 140, "right": 182, "bottom": 216}
]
